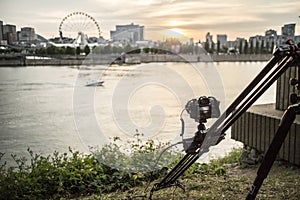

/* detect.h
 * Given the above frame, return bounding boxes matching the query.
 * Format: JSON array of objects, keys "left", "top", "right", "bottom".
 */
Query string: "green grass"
[
  {"left": 1, "top": 145, "right": 299, "bottom": 200},
  {"left": 0, "top": 138, "right": 178, "bottom": 200},
  {"left": 89, "top": 148, "right": 300, "bottom": 200}
]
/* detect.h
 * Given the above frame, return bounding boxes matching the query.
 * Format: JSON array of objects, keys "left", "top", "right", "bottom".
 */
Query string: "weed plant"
[
  {"left": 0, "top": 137, "right": 179, "bottom": 199},
  {"left": 0, "top": 139, "right": 240, "bottom": 199}
]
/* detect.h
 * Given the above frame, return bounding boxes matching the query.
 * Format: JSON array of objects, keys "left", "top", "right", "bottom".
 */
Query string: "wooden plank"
[
  {"left": 289, "top": 123, "right": 296, "bottom": 164},
  {"left": 237, "top": 114, "right": 245, "bottom": 141},
  {"left": 231, "top": 121, "right": 237, "bottom": 140},
  {"left": 261, "top": 115, "right": 267, "bottom": 152},
  {"left": 236, "top": 115, "right": 241, "bottom": 141},
  {"left": 295, "top": 123, "right": 300, "bottom": 166},
  {"left": 252, "top": 113, "right": 258, "bottom": 149},
  {"left": 260, "top": 116, "right": 266, "bottom": 152},
  {"left": 231, "top": 105, "right": 299, "bottom": 166},
  {"left": 241, "top": 113, "right": 246, "bottom": 144},
  {"left": 244, "top": 112, "right": 250, "bottom": 146},
  {"left": 230, "top": 104, "right": 300, "bottom": 164},
  {"left": 265, "top": 116, "right": 271, "bottom": 152},
  {"left": 257, "top": 115, "right": 263, "bottom": 152},
  {"left": 248, "top": 113, "right": 254, "bottom": 147}
]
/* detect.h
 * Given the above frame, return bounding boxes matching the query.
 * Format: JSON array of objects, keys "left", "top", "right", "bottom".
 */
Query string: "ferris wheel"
[{"left": 59, "top": 12, "right": 101, "bottom": 44}]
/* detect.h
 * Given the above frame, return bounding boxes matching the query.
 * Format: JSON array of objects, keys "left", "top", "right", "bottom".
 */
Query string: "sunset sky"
[{"left": 1, "top": 0, "right": 300, "bottom": 41}]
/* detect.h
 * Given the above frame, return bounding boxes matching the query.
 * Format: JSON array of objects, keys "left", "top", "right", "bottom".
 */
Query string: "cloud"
[{"left": 1, "top": 0, "right": 299, "bottom": 40}]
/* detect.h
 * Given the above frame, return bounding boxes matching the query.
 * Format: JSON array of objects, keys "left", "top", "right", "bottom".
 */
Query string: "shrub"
[{"left": 0, "top": 138, "right": 179, "bottom": 199}]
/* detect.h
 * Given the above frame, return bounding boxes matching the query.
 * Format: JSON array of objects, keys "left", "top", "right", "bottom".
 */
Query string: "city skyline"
[{"left": 1, "top": 0, "right": 300, "bottom": 41}]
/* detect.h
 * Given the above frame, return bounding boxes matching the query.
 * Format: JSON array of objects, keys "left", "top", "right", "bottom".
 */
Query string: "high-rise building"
[
  {"left": 188, "top": 38, "right": 194, "bottom": 45},
  {"left": 205, "top": 32, "right": 213, "bottom": 50},
  {"left": 264, "top": 29, "right": 277, "bottom": 50},
  {"left": 217, "top": 34, "right": 227, "bottom": 49},
  {"left": 110, "top": 23, "right": 144, "bottom": 45},
  {"left": 249, "top": 35, "right": 266, "bottom": 53},
  {"left": 235, "top": 37, "right": 247, "bottom": 53},
  {"left": 265, "top": 29, "right": 277, "bottom": 37},
  {"left": 281, "top": 23, "right": 295, "bottom": 38},
  {"left": 19, "top": 27, "right": 37, "bottom": 41},
  {"left": 0, "top": 20, "right": 3, "bottom": 41},
  {"left": 3, "top": 24, "right": 17, "bottom": 44}
]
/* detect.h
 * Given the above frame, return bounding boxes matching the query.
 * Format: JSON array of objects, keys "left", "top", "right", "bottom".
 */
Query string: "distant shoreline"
[{"left": 0, "top": 53, "right": 272, "bottom": 66}]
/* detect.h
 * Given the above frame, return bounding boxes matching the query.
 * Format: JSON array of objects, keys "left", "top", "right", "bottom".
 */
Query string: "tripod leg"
[{"left": 246, "top": 104, "right": 300, "bottom": 200}]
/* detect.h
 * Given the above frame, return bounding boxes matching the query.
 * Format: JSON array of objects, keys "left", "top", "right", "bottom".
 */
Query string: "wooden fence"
[{"left": 231, "top": 65, "right": 300, "bottom": 166}]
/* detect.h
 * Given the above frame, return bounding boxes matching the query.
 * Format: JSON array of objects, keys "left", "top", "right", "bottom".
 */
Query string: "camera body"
[{"left": 185, "top": 96, "right": 220, "bottom": 122}]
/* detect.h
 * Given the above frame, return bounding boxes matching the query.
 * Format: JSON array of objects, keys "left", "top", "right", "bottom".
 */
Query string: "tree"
[
  {"left": 84, "top": 45, "right": 90, "bottom": 55},
  {"left": 204, "top": 41, "right": 209, "bottom": 52},
  {"left": 180, "top": 44, "right": 193, "bottom": 54},
  {"left": 250, "top": 40, "right": 254, "bottom": 54},
  {"left": 76, "top": 47, "right": 81, "bottom": 55},
  {"left": 239, "top": 40, "right": 243, "bottom": 54},
  {"left": 244, "top": 40, "right": 249, "bottom": 54},
  {"left": 217, "top": 40, "right": 220, "bottom": 54},
  {"left": 46, "top": 46, "right": 58, "bottom": 55},
  {"left": 103, "top": 45, "right": 112, "bottom": 54},
  {"left": 124, "top": 44, "right": 132, "bottom": 53},
  {"left": 112, "top": 46, "right": 122, "bottom": 54},
  {"left": 271, "top": 41, "right": 275, "bottom": 53},
  {"left": 255, "top": 41, "right": 260, "bottom": 54},
  {"left": 59, "top": 47, "right": 66, "bottom": 55},
  {"left": 260, "top": 40, "right": 265, "bottom": 54},
  {"left": 65, "top": 46, "right": 75, "bottom": 55},
  {"left": 128, "top": 48, "right": 141, "bottom": 54},
  {"left": 36, "top": 48, "right": 46, "bottom": 55},
  {"left": 210, "top": 41, "right": 215, "bottom": 54},
  {"left": 266, "top": 41, "right": 270, "bottom": 54}
]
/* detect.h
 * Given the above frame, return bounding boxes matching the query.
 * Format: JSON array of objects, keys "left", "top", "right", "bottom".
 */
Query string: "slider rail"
[{"left": 150, "top": 43, "right": 299, "bottom": 194}]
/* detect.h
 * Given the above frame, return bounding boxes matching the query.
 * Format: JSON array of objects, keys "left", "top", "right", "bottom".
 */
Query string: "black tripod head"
[{"left": 289, "top": 42, "right": 300, "bottom": 104}]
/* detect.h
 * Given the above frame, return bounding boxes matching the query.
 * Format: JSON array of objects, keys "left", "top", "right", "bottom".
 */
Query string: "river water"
[{"left": 0, "top": 61, "right": 276, "bottom": 166}]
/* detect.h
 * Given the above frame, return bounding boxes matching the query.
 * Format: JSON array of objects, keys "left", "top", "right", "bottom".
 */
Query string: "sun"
[
  {"left": 169, "top": 20, "right": 185, "bottom": 27},
  {"left": 164, "top": 20, "right": 187, "bottom": 39}
]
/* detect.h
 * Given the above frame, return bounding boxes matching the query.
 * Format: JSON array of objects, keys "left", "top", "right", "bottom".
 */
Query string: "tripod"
[
  {"left": 246, "top": 60, "right": 300, "bottom": 200},
  {"left": 149, "top": 40, "right": 300, "bottom": 199},
  {"left": 246, "top": 103, "right": 300, "bottom": 199}
]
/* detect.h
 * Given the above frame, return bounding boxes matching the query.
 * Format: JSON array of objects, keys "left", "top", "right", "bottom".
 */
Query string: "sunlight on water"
[{"left": 0, "top": 62, "right": 274, "bottom": 165}]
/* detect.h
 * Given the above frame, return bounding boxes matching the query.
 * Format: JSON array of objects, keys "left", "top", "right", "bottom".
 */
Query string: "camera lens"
[{"left": 198, "top": 96, "right": 209, "bottom": 106}]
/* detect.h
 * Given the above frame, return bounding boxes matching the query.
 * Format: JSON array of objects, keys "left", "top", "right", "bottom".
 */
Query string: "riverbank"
[
  {"left": 2, "top": 147, "right": 299, "bottom": 199},
  {"left": 0, "top": 54, "right": 272, "bottom": 66},
  {"left": 86, "top": 155, "right": 300, "bottom": 200}
]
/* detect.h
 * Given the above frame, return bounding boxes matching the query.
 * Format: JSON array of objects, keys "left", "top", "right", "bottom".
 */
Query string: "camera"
[{"left": 185, "top": 96, "right": 220, "bottom": 122}]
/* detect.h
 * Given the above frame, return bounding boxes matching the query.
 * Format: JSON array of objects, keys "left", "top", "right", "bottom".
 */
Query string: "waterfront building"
[
  {"left": 205, "top": 32, "right": 213, "bottom": 50},
  {"left": 276, "top": 35, "right": 288, "bottom": 46},
  {"left": 19, "top": 27, "right": 37, "bottom": 41},
  {"left": 188, "top": 38, "right": 194, "bottom": 46},
  {"left": 110, "top": 23, "right": 144, "bottom": 45},
  {"left": 294, "top": 35, "right": 300, "bottom": 43},
  {"left": 3, "top": 24, "right": 17, "bottom": 45},
  {"left": 249, "top": 35, "right": 266, "bottom": 53},
  {"left": 265, "top": 29, "right": 277, "bottom": 37},
  {"left": 0, "top": 20, "right": 3, "bottom": 41},
  {"left": 235, "top": 37, "right": 247, "bottom": 53},
  {"left": 281, "top": 23, "right": 295, "bottom": 38},
  {"left": 217, "top": 34, "right": 227, "bottom": 50},
  {"left": 265, "top": 29, "right": 277, "bottom": 51}
]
